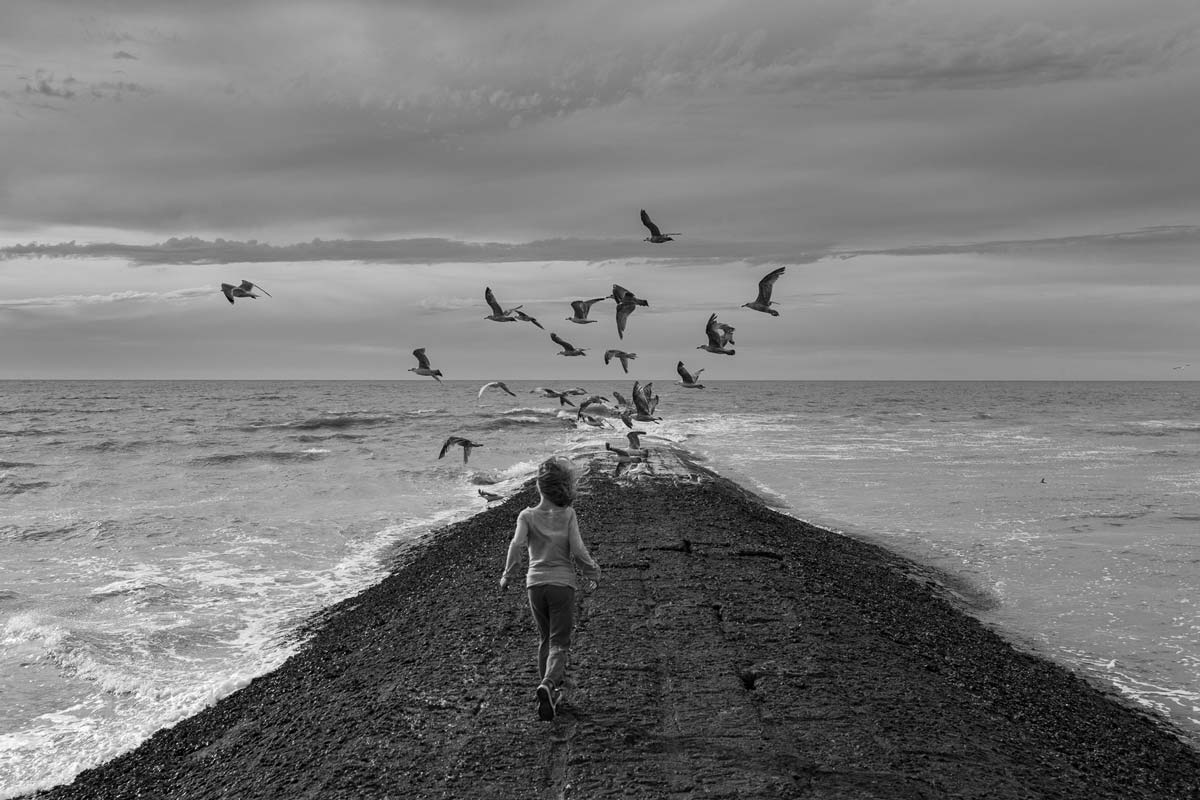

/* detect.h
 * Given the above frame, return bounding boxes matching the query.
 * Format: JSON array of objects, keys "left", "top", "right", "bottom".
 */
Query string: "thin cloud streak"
[{"left": 4, "top": 224, "right": 1197, "bottom": 267}]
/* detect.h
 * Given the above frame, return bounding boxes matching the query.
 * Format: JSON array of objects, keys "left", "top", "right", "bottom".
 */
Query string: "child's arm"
[
  {"left": 500, "top": 511, "right": 529, "bottom": 588},
  {"left": 567, "top": 508, "right": 601, "bottom": 581}
]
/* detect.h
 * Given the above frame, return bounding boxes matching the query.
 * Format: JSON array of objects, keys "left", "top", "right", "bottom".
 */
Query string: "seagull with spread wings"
[
  {"left": 566, "top": 297, "right": 607, "bottom": 324},
  {"left": 408, "top": 348, "right": 444, "bottom": 381},
  {"left": 640, "top": 208, "right": 679, "bottom": 243},
  {"left": 611, "top": 284, "right": 649, "bottom": 340},
  {"left": 512, "top": 309, "right": 544, "bottom": 329},
  {"left": 742, "top": 267, "right": 786, "bottom": 316},
  {"left": 697, "top": 314, "right": 736, "bottom": 355},
  {"left": 603, "top": 349, "right": 637, "bottom": 374},
  {"left": 531, "top": 387, "right": 577, "bottom": 407},
  {"left": 550, "top": 332, "right": 588, "bottom": 357},
  {"left": 478, "top": 381, "right": 517, "bottom": 400},
  {"left": 484, "top": 287, "right": 521, "bottom": 322},
  {"left": 439, "top": 436, "right": 482, "bottom": 464},
  {"left": 676, "top": 361, "right": 706, "bottom": 389},
  {"left": 220, "top": 280, "right": 271, "bottom": 304}
]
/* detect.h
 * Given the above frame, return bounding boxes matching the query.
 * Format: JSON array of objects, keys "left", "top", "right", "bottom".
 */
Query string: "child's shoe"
[{"left": 536, "top": 682, "right": 556, "bottom": 721}]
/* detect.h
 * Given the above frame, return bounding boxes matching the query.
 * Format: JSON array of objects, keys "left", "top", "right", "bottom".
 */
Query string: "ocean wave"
[
  {"left": 0, "top": 478, "right": 52, "bottom": 496},
  {"left": 479, "top": 415, "right": 571, "bottom": 431},
  {"left": 1098, "top": 421, "right": 1200, "bottom": 437},
  {"left": 191, "top": 450, "right": 331, "bottom": 466},
  {"left": 292, "top": 433, "right": 366, "bottom": 443},
  {"left": 241, "top": 414, "right": 394, "bottom": 433},
  {"left": 78, "top": 439, "right": 154, "bottom": 453}
]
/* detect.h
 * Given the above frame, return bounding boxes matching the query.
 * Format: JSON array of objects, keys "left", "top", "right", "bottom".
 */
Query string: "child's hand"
[{"left": 499, "top": 576, "right": 509, "bottom": 591}]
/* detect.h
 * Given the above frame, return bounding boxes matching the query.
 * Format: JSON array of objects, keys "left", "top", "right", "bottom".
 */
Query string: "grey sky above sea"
[{"left": 2, "top": 1, "right": 1200, "bottom": 380}]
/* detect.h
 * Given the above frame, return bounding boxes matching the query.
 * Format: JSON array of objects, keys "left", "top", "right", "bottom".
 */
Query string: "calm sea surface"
[{"left": 2, "top": 380, "right": 1198, "bottom": 795}]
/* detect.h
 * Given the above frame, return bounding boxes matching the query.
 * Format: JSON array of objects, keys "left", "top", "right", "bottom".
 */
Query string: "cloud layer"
[{"left": 3, "top": 1, "right": 1200, "bottom": 378}]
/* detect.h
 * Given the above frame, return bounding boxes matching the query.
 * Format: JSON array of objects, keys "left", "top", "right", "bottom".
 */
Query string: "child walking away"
[{"left": 500, "top": 457, "right": 601, "bottom": 721}]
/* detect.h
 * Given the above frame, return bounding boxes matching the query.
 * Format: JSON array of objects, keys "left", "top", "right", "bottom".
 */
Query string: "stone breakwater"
[{"left": 24, "top": 462, "right": 1200, "bottom": 800}]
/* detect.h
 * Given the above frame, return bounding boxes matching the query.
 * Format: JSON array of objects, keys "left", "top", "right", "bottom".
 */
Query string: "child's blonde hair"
[{"left": 537, "top": 456, "right": 577, "bottom": 507}]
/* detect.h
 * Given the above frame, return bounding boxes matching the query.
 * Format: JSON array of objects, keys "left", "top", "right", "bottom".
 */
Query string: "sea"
[{"left": 1, "top": 379, "right": 1198, "bottom": 796}]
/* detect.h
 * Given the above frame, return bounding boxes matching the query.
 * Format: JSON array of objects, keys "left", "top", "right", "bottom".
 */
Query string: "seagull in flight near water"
[
  {"left": 220, "top": 280, "right": 270, "bottom": 304},
  {"left": 439, "top": 436, "right": 482, "bottom": 464},
  {"left": 478, "top": 381, "right": 517, "bottom": 400},
  {"left": 611, "top": 284, "right": 649, "bottom": 340},
  {"left": 742, "top": 267, "right": 786, "bottom": 316},
  {"left": 697, "top": 314, "right": 735, "bottom": 355},
  {"left": 550, "top": 332, "right": 588, "bottom": 357},
  {"left": 676, "top": 361, "right": 706, "bottom": 389},
  {"left": 604, "top": 349, "right": 637, "bottom": 374},
  {"left": 409, "top": 348, "right": 443, "bottom": 381},
  {"left": 566, "top": 298, "right": 606, "bottom": 324},
  {"left": 640, "top": 209, "right": 679, "bottom": 243},
  {"left": 484, "top": 287, "right": 521, "bottom": 322}
]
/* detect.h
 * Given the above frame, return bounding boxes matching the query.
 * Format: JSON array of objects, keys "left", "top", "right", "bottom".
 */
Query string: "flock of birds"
[{"left": 220, "top": 209, "right": 790, "bottom": 486}]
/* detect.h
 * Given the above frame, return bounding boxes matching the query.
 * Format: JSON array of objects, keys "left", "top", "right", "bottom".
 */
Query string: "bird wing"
[
  {"left": 611, "top": 284, "right": 631, "bottom": 303},
  {"left": 717, "top": 323, "right": 736, "bottom": 346},
  {"left": 640, "top": 209, "right": 662, "bottom": 238},
  {"left": 569, "top": 300, "right": 589, "bottom": 319},
  {"left": 704, "top": 314, "right": 722, "bottom": 346},
  {"left": 632, "top": 381, "right": 650, "bottom": 414},
  {"left": 484, "top": 287, "right": 506, "bottom": 315},
  {"left": 677, "top": 361, "right": 694, "bottom": 383},
  {"left": 627, "top": 430, "right": 644, "bottom": 448},
  {"left": 604, "top": 349, "right": 616, "bottom": 365},
  {"left": 516, "top": 310, "right": 544, "bottom": 329},
  {"left": 551, "top": 332, "right": 574, "bottom": 350},
  {"left": 220, "top": 284, "right": 236, "bottom": 304},
  {"left": 438, "top": 437, "right": 461, "bottom": 459},
  {"left": 499, "top": 382, "right": 516, "bottom": 396},
  {"left": 645, "top": 382, "right": 658, "bottom": 413},
  {"left": 478, "top": 382, "right": 502, "bottom": 399},
  {"left": 756, "top": 267, "right": 785, "bottom": 304},
  {"left": 615, "top": 302, "right": 635, "bottom": 339},
  {"left": 413, "top": 348, "right": 432, "bottom": 369},
  {"left": 241, "top": 280, "right": 271, "bottom": 297}
]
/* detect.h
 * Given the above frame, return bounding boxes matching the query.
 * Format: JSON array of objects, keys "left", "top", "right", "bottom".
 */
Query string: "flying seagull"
[
  {"left": 698, "top": 314, "right": 736, "bottom": 355},
  {"left": 531, "top": 387, "right": 577, "bottom": 407},
  {"left": 478, "top": 381, "right": 517, "bottom": 400},
  {"left": 550, "top": 332, "right": 588, "bottom": 357},
  {"left": 605, "top": 441, "right": 647, "bottom": 476},
  {"left": 742, "top": 267, "right": 786, "bottom": 316},
  {"left": 409, "top": 348, "right": 444, "bottom": 381},
  {"left": 629, "top": 380, "right": 662, "bottom": 423},
  {"left": 611, "top": 284, "right": 648, "bottom": 340},
  {"left": 484, "top": 287, "right": 521, "bottom": 322},
  {"left": 676, "top": 361, "right": 706, "bottom": 389},
  {"left": 603, "top": 349, "right": 637, "bottom": 374},
  {"left": 566, "top": 298, "right": 606, "bottom": 324},
  {"left": 640, "top": 209, "right": 679, "bottom": 244},
  {"left": 220, "top": 280, "right": 271, "bottom": 304},
  {"left": 625, "top": 430, "right": 647, "bottom": 449},
  {"left": 512, "top": 309, "right": 545, "bottom": 329},
  {"left": 439, "top": 436, "right": 482, "bottom": 464},
  {"left": 577, "top": 395, "right": 610, "bottom": 415}
]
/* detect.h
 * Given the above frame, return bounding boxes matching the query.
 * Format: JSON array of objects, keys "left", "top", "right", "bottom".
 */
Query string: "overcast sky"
[{"left": 2, "top": 0, "right": 1199, "bottom": 380}]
